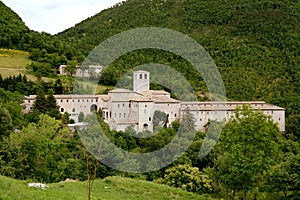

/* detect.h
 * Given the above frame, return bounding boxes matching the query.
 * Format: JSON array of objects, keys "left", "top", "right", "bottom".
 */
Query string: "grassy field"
[
  {"left": 0, "top": 175, "right": 212, "bottom": 200},
  {"left": 0, "top": 48, "right": 34, "bottom": 78}
]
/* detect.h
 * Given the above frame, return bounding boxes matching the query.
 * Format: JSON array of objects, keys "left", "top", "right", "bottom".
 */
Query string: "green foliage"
[
  {"left": 0, "top": 88, "right": 24, "bottom": 129},
  {"left": 64, "top": 60, "right": 77, "bottom": 76},
  {"left": 0, "top": 104, "right": 13, "bottom": 138},
  {"left": 0, "top": 114, "right": 84, "bottom": 183},
  {"left": 153, "top": 110, "right": 168, "bottom": 129},
  {"left": 161, "top": 164, "right": 212, "bottom": 194},
  {"left": 209, "top": 105, "right": 284, "bottom": 199},
  {"left": 32, "top": 89, "right": 60, "bottom": 119},
  {"left": 179, "top": 108, "right": 196, "bottom": 133},
  {"left": 78, "top": 112, "right": 85, "bottom": 123},
  {"left": 264, "top": 149, "right": 300, "bottom": 198},
  {"left": 32, "top": 89, "right": 48, "bottom": 113},
  {"left": 0, "top": 74, "right": 35, "bottom": 96},
  {"left": 57, "top": 0, "right": 300, "bottom": 138}
]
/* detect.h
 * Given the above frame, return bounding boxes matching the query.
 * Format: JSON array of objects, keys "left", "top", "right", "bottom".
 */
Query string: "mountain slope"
[
  {"left": 58, "top": 0, "right": 300, "bottom": 120},
  {"left": 0, "top": 1, "right": 29, "bottom": 48}
]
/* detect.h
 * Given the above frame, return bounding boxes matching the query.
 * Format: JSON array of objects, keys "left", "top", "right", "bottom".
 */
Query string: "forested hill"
[
  {"left": 0, "top": 1, "right": 29, "bottom": 48},
  {"left": 58, "top": 0, "right": 300, "bottom": 127},
  {"left": 0, "top": 1, "right": 83, "bottom": 64},
  {"left": 1, "top": 0, "right": 300, "bottom": 134},
  {"left": 59, "top": 0, "right": 300, "bottom": 54}
]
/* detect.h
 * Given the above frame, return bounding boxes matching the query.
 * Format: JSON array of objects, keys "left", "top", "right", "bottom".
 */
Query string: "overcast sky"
[{"left": 2, "top": 0, "right": 124, "bottom": 35}]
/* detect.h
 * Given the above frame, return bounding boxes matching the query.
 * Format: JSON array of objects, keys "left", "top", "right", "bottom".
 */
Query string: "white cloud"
[{"left": 2, "top": 0, "right": 123, "bottom": 34}]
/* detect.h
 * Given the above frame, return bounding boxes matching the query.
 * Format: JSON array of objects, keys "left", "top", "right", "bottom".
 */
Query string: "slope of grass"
[
  {"left": 0, "top": 175, "right": 211, "bottom": 200},
  {"left": 0, "top": 48, "right": 33, "bottom": 78}
]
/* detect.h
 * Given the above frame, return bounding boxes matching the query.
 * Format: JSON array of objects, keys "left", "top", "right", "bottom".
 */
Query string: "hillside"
[
  {"left": 0, "top": 1, "right": 29, "bottom": 48},
  {"left": 58, "top": 0, "right": 300, "bottom": 134},
  {"left": 0, "top": 0, "right": 299, "bottom": 134},
  {"left": 0, "top": 175, "right": 211, "bottom": 200}
]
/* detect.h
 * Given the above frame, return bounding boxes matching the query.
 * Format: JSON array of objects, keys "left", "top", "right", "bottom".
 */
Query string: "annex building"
[{"left": 23, "top": 70, "right": 285, "bottom": 132}]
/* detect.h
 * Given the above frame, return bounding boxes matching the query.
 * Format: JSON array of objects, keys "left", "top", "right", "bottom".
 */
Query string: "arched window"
[
  {"left": 143, "top": 123, "right": 149, "bottom": 131},
  {"left": 60, "top": 108, "right": 64, "bottom": 112},
  {"left": 72, "top": 108, "right": 75, "bottom": 112},
  {"left": 90, "top": 104, "right": 97, "bottom": 112}
]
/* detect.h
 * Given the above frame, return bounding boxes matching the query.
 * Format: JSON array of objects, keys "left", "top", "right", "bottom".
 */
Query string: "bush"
[{"left": 161, "top": 164, "right": 212, "bottom": 194}]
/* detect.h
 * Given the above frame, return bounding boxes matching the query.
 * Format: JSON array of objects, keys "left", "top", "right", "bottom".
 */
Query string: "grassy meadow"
[
  {"left": 0, "top": 48, "right": 34, "bottom": 78},
  {"left": 0, "top": 176, "right": 212, "bottom": 200}
]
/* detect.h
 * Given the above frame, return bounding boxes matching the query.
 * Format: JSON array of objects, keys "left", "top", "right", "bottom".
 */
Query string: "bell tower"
[{"left": 133, "top": 70, "right": 150, "bottom": 93}]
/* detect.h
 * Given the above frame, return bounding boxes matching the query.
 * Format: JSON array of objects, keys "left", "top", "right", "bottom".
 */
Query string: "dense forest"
[{"left": 0, "top": 0, "right": 300, "bottom": 199}]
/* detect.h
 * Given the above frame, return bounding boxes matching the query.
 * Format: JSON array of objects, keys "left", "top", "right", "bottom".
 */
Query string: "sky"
[{"left": 2, "top": 0, "right": 124, "bottom": 35}]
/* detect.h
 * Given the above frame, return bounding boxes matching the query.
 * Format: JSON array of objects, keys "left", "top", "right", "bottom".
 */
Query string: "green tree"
[
  {"left": 161, "top": 164, "right": 212, "bottom": 193},
  {"left": 153, "top": 110, "right": 167, "bottom": 129},
  {"left": 0, "top": 104, "right": 13, "bottom": 138},
  {"left": 62, "top": 112, "right": 71, "bottom": 124},
  {"left": 32, "top": 89, "right": 47, "bottom": 114},
  {"left": 265, "top": 152, "right": 300, "bottom": 198},
  {"left": 65, "top": 60, "right": 77, "bottom": 76},
  {"left": 210, "top": 105, "right": 283, "bottom": 200},
  {"left": 46, "top": 89, "right": 60, "bottom": 119},
  {"left": 179, "top": 108, "right": 195, "bottom": 134},
  {"left": 78, "top": 112, "right": 85, "bottom": 123}
]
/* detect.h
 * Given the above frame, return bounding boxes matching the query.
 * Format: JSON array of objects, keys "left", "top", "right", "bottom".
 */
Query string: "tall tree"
[
  {"left": 0, "top": 104, "right": 13, "bottom": 139},
  {"left": 209, "top": 105, "right": 283, "bottom": 200},
  {"left": 32, "top": 89, "right": 47, "bottom": 114},
  {"left": 153, "top": 110, "right": 167, "bottom": 128},
  {"left": 64, "top": 60, "right": 77, "bottom": 76},
  {"left": 46, "top": 89, "right": 60, "bottom": 119}
]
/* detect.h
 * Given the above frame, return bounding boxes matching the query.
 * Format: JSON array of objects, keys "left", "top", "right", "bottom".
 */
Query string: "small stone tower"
[{"left": 133, "top": 70, "right": 150, "bottom": 93}]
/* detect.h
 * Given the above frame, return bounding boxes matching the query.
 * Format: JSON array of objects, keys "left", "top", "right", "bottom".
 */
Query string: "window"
[
  {"left": 175, "top": 114, "right": 177, "bottom": 117},
  {"left": 123, "top": 104, "right": 125, "bottom": 107},
  {"left": 114, "top": 113, "right": 116, "bottom": 118},
  {"left": 149, "top": 117, "right": 151, "bottom": 121},
  {"left": 72, "top": 108, "right": 75, "bottom": 112},
  {"left": 67, "top": 100, "right": 69, "bottom": 102},
  {"left": 124, "top": 113, "right": 126, "bottom": 118},
  {"left": 78, "top": 100, "right": 80, "bottom": 102},
  {"left": 87, "top": 100, "right": 89, "bottom": 102},
  {"left": 118, "top": 104, "right": 120, "bottom": 108},
  {"left": 144, "top": 109, "right": 146, "bottom": 114},
  {"left": 144, "top": 74, "right": 147, "bottom": 79},
  {"left": 200, "top": 118, "right": 202, "bottom": 121},
  {"left": 145, "top": 105, "right": 147, "bottom": 108},
  {"left": 119, "top": 113, "right": 121, "bottom": 118},
  {"left": 28, "top": 100, "right": 30, "bottom": 103},
  {"left": 140, "top": 74, "right": 142, "bottom": 79},
  {"left": 60, "top": 108, "right": 64, "bottom": 112},
  {"left": 61, "top": 100, "right": 63, "bottom": 102},
  {"left": 279, "top": 118, "right": 281, "bottom": 121}
]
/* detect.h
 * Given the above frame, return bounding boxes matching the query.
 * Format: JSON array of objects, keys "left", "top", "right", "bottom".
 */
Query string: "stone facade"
[
  {"left": 23, "top": 70, "right": 285, "bottom": 132},
  {"left": 58, "top": 65, "right": 102, "bottom": 78}
]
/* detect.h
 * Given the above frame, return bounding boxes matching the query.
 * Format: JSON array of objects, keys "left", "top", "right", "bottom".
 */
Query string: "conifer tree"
[
  {"left": 46, "top": 89, "right": 60, "bottom": 119},
  {"left": 33, "top": 89, "right": 47, "bottom": 114}
]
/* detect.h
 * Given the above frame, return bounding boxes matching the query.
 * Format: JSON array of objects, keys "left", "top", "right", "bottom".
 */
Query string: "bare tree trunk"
[
  {"left": 231, "top": 189, "right": 235, "bottom": 200},
  {"left": 85, "top": 141, "right": 102, "bottom": 200}
]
